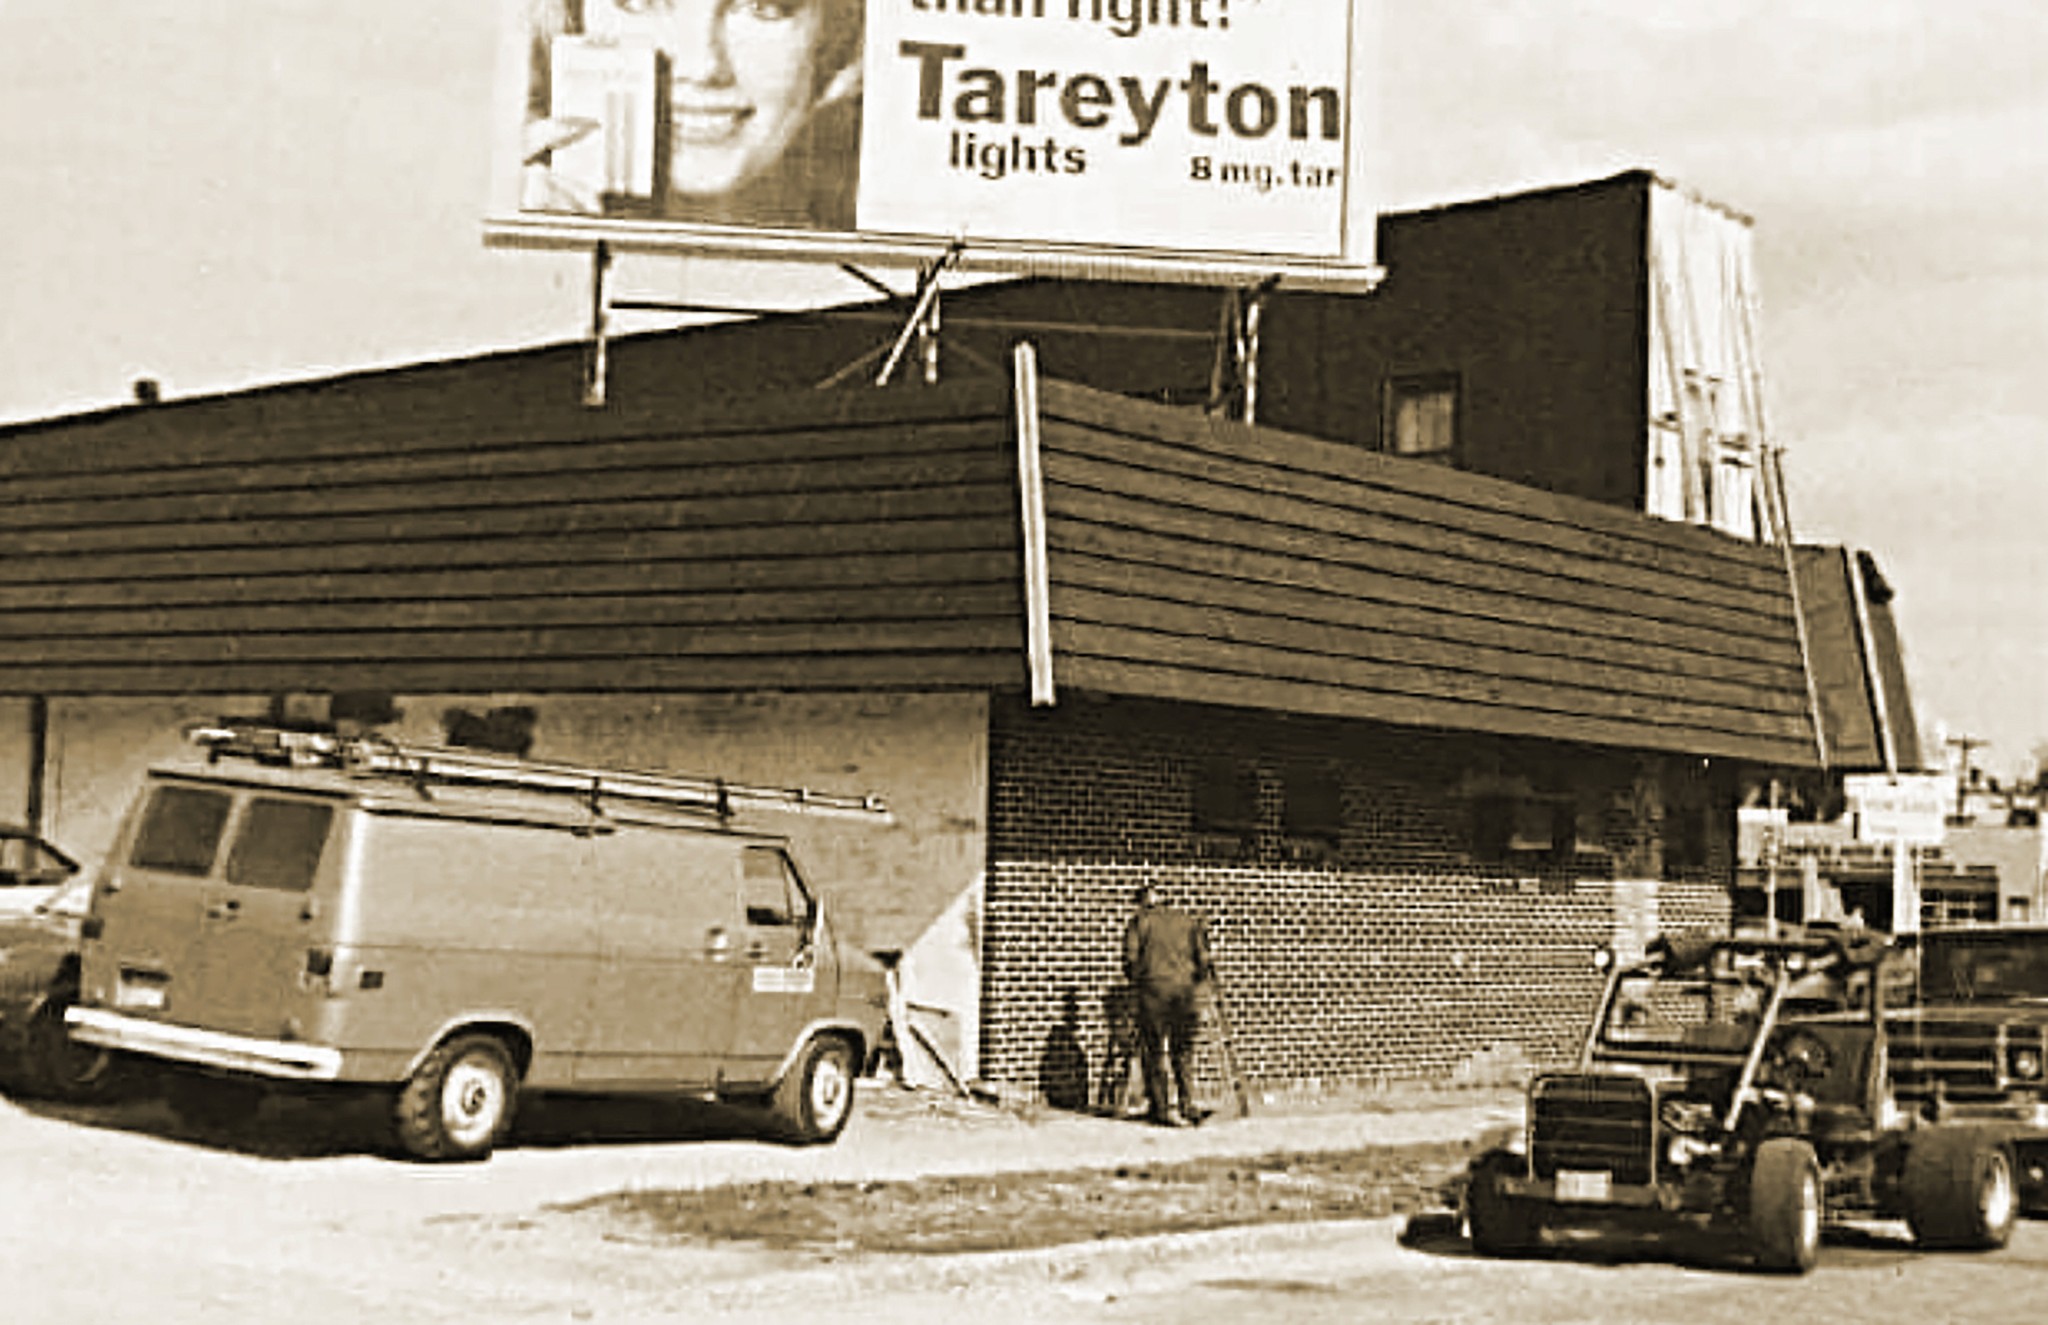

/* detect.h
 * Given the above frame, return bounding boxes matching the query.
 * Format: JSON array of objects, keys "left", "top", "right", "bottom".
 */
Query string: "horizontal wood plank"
[
  {"left": 0, "top": 448, "right": 1013, "bottom": 534},
  {"left": 0, "top": 618, "right": 1024, "bottom": 667},
  {"left": 0, "top": 652, "right": 1024, "bottom": 697},
  {"left": 0, "top": 550, "right": 1022, "bottom": 612},
  {"left": 1054, "top": 623, "right": 1810, "bottom": 742},
  {"left": 1057, "top": 655, "right": 1819, "bottom": 766},
  {"left": 0, "top": 516, "right": 1017, "bottom": 585}
]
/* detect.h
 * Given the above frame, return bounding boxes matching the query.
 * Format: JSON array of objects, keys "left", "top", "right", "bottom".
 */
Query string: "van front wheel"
[
  {"left": 771, "top": 1035, "right": 857, "bottom": 1144},
  {"left": 394, "top": 1034, "right": 518, "bottom": 1162}
]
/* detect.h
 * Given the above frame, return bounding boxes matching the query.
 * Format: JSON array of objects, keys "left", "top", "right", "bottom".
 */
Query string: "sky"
[{"left": 0, "top": 0, "right": 2043, "bottom": 779}]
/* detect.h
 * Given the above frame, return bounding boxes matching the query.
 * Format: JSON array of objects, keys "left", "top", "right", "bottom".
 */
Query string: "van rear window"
[
  {"left": 131, "top": 785, "right": 233, "bottom": 876},
  {"left": 225, "top": 798, "right": 334, "bottom": 893}
]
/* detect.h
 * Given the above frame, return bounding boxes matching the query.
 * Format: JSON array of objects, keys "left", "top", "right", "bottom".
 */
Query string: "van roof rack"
[{"left": 183, "top": 722, "right": 892, "bottom": 823}]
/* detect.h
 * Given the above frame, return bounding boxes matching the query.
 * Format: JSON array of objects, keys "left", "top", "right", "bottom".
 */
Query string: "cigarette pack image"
[{"left": 545, "top": 36, "right": 658, "bottom": 212}]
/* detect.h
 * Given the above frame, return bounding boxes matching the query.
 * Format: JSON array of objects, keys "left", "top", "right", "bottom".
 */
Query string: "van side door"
[
  {"left": 722, "top": 846, "right": 834, "bottom": 1081},
  {"left": 573, "top": 826, "right": 738, "bottom": 1091}
]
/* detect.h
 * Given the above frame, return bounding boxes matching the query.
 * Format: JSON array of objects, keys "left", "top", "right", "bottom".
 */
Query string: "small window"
[
  {"left": 1282, "top": 764, "right": 1344, "bottom": 842},
  {"left": 1665, "top": 802, "right": 1711, "bottom": 873},
  {"left": 1192, "top": 757, "right": 1260, "bottom": 836},
  {"left": 1471, "top": 793, "right": 1572, "bottom": 864},
  {"left": 225, "top": 799, "right": 334, "bottom": 893},
  {"left": 130, "top": 785, "right": 234, "bottom": 877},
  {"left": 742, "top": 847, "right": 807, "bottom": 928},
  {"left": 1383, "top": 374, "right": 1458, "bottom": 460}
]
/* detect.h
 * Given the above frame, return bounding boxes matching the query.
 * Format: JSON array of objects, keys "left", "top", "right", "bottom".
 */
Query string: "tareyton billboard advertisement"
[{"left": 487, "top": 0, "right": 1378, "bottom": 288}]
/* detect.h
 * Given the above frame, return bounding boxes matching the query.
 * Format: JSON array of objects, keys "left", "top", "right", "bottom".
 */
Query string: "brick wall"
[{"left": 983, "top": 693, "right": 1734, "bottom": 1107}]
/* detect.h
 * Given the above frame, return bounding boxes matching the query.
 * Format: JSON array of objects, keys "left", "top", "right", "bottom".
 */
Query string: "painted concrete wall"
[{"left": 0, "top": 698, "right": 38, "bottom": 827}]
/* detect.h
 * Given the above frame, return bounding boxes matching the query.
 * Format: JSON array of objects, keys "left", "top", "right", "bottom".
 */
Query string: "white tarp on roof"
[{"left": 1646, "top": 179, "right": 1767, "bottom": 540}]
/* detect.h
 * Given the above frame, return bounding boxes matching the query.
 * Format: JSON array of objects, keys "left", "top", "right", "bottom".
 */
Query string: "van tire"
[
  {"left": 771, "top": 1035, "right": 856, "bottom": 1144},
  {"left": 20, "top": 993, "right": 122, "bottom": 1103},
  {"left": 394, "top": 1034, "right": 518, "bottom": 1162}
]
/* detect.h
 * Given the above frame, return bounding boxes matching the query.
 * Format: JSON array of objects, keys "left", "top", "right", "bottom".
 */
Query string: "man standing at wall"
[{"left": 1122, "top": 881, "right": 1212, "bottom": 1127}]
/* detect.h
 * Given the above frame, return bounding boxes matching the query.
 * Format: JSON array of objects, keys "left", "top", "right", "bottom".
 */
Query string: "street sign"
[{"left": 1843, "top": 773, "right": 1948, "bottom": 847}]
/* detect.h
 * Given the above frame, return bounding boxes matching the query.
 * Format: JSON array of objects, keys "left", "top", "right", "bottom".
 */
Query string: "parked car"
[
  {"left": 0, "top": 873, "right": 124, "bottom": 1101},
  {"left": 0, "top": 826, "right": 80, "bottom": 918}
]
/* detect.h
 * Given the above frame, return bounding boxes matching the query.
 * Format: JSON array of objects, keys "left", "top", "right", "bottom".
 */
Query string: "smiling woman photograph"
[{"left": 522, "top": 0, "right": 865, "bottom": 231}]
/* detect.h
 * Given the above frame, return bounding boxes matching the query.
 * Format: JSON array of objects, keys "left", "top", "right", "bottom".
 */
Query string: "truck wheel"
[
  {"left": 1465, "top": 1150, "right": 1544, "bottom": 1257},
  {"left": 771, "top": 1035, "right": 857, "bottom": 1144},
  {"left": 1748, "top": 1137, "right": 1822, "bottom": 1273},
  {"left": 20, "top": 994, "right": 121, "bottom": 1103},
  {"left": 1904, "top": 1127, "right": 2016, "bottom": 1250},
  {"left": 393, "top": 1033, "right": 518, "bottom": 1162},
  {"left": 163, "top": 1071, "right": 266, "bottom": 1132}
]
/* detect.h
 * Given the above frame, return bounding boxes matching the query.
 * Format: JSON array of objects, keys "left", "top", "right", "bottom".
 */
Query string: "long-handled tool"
[{"left": 1205, "top": 968, "right": 1253, "bottom": 1120}]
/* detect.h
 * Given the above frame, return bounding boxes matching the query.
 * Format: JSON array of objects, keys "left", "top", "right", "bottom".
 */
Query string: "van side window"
[
  {"left": 741, "top": 847, "right": 807, "bottom": 928},
  {"left": 225, "top": 799, "right": 335, "bottom": 893},
  {"left": 130, "top": 785, "right": 234, "bottom": 876}
]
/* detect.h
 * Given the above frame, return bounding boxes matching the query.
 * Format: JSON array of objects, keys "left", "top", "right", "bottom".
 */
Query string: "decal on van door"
[{"left": 753, "top": 967, "right": 818, "bottom": 995}]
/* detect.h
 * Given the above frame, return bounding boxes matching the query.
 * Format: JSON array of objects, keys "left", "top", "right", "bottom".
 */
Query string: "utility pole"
[{"left": 1946, "top": 734, "right": 1986, "bottom": 822}]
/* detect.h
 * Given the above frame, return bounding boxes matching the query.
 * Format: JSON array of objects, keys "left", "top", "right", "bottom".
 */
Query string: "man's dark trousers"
[{"left": 1136, "top": 984, "right": 1199, "bottom": 1124}]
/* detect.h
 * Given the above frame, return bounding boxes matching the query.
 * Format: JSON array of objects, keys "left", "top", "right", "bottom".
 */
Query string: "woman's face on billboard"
[{"left": 585, "top": 0, "right": 832, "bottom": 199}]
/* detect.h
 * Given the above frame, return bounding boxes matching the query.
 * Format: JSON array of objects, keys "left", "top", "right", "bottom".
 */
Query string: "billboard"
[{"left": 486, "top": 0, "right": 1379, "bottom": 289}]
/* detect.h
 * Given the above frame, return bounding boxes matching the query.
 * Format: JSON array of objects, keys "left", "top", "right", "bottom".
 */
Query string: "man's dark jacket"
[{"left": 1123, "top": 904, "right": 1210, "bottom": 993}]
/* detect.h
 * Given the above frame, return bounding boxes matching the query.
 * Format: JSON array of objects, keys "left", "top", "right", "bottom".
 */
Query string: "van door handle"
[
  {"left": 745, "top": 939, "right": 768, "bottom": 961},
  {"left": 206, "top": 899, "right": 241, "bottom": 920}
]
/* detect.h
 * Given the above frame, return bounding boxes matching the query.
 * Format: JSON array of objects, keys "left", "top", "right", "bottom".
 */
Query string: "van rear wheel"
[
  {"left": 771, "top": 1035, "right": 857, "bottom": 1144},
  {"left": 20, "top": 994, "right": 122, "bottom": 1103},
  {"left": 394, "top": 1034, "right": 518, "bottom": 1162}
]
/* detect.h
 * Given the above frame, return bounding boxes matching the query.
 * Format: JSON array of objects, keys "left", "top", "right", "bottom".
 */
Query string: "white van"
[{"left": 68, "top": 724, "right": 889, "bottom": 1160}]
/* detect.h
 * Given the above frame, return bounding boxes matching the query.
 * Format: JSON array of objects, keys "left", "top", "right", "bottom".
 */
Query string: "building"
[{"left": 0, "top": 173, "right": 1916, "bottom": 1104}]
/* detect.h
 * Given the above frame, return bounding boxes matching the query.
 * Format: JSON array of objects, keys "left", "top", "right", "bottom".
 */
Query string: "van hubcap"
[
  {"left": 443, "top": 1057, "right": 506, "bottom": 1144},
  {"left": 811, "top": 1054, "right": 850, "bottom": 1125}
]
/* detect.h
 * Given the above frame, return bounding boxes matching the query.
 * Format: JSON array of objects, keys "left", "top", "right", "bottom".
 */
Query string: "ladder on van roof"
[{"left": 184, "top": 722, "right": 892, "bottom": 823}]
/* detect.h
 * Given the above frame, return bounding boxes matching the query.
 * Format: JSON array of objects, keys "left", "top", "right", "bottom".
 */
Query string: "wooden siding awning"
[
  {"left": 0, "top": 377, "right": 1029, "bottom": 696},
  {"left": 1793, "top": 545, "right": 1922, "bottom": 773},
  {"left": 0, "top": 356, "right": 1824, "bottom": 767},
  {"left": 1031, "top": 378, "right": 1822, "bottom": 768}
]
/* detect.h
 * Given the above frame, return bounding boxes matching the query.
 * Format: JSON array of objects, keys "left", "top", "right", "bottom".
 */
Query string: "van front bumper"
[{"left": 67, "top": 1007, "right": 343, "bottom": 1081}]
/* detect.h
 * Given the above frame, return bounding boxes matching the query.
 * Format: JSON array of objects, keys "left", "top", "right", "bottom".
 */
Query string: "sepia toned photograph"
[{"left": 3, "top": 1, "right": 2047, "bottom": 1321}]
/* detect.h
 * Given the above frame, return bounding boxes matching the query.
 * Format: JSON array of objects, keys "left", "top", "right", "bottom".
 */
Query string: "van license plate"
[
  {"left": 1555, "top": 1170, "right": 1611, "bottom": 1202},
  {"left": 116, "top": 973, "right": 168, "bottom": 1011}
]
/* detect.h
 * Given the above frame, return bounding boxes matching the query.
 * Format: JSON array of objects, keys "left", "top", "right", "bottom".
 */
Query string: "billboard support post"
[
  {"left": 583, "top": 240, "right": 613, "bottom": 410},
  {"left": 874, "top": 242, "right": 963, "bottom": 388},
  {"left": 1208, "top": 277, "right": 1281, "bottom": 425}
]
